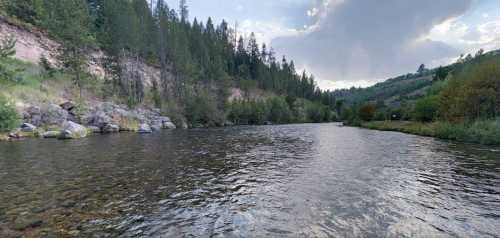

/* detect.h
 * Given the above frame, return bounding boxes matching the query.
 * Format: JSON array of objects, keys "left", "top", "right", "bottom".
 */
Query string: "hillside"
[
  {"left": 334, "top": 49, "right": 500, "bottom": 108},
  {"left": 0, "top": 0, "right": 338, "bottom": 137},
  {"left": 336, "top": 49, "right": 500, "bottom": 145}
]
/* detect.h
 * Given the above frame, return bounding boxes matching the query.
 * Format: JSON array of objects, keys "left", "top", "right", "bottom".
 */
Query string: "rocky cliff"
[{"left": 0, "top": 17, "right": 164, "bottom": 86}]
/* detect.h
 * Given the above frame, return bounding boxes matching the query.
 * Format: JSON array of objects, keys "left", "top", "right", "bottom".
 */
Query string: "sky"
[{"left": 165, "top": 0, "right": 500, "bottom": 90}]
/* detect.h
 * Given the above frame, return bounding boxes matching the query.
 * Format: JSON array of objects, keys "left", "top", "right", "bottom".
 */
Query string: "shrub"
[
  {"left": 0, "top": 96, "right": 20, "bottom": 132},
  {"left": 268, "top": 97, "right": 292, "bottom": 124},
  {"left": 358, "top": 104, "right": 376, "bottom": 121},
  {"left": 439, "top": 59, "right": 500, "bottom": 121},
  {"left": 185, "top": 89, "right": 224, "bottom": 127},
  {"left": 414, "top": 96, "right": 439, "bottom": 122}
]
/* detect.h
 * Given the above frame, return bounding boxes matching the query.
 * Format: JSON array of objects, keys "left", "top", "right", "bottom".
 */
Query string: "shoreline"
[{"left": 357, "top": 120, "right": 500, "bottom": 146}]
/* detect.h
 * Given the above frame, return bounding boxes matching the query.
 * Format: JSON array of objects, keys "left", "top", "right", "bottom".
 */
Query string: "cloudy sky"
[{"left": 165, "top": 0, "right": 500, "bottom": 90}]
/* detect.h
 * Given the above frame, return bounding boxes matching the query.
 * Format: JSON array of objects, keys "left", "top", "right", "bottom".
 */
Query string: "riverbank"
[
  {"left": 360, "top": 120, "right": 500, "bottom": 145},
  {"left": 0, "top": 100, "right": 181, "bottom": 142}
]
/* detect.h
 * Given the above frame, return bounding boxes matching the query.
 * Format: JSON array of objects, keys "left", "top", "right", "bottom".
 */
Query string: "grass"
[
  {"left": 0, "top": 58, "right": 69, "bottom": 106},
  {"left": 361, "top": 120, "right": 500, "bottom": 145}
]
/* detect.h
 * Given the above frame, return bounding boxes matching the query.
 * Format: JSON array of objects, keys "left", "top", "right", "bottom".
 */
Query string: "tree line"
[
  {"left": 1, "top": 0, "right": 337, "bottom": 126},
  {"left": 338, "top": 50, "right": 500, "bottom": 126}
]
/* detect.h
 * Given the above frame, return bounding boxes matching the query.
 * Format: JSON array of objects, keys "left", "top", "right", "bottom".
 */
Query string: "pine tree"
[{"left": 49, "top": 0, "right": 95, "bottom": 98}]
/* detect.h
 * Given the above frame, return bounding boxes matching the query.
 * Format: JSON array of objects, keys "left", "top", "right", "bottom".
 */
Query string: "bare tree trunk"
[{"left": 157, "top": 0, "right": 169, "bottom": 103}]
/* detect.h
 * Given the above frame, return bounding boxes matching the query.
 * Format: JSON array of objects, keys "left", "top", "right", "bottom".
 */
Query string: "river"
[{"left": 0, "top": 123, "right": 499, "bottom": 237}]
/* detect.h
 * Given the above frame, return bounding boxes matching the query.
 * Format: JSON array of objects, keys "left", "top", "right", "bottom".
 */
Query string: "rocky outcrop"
[
  {"left": 82, "top": 102, "right": 178, "bottom": 132},
  {"left": 42, "top": 104, "right": 68, "bottom": 127},
  {"left": 15, "top": 100, "right": 182, "bottom": 141},
  {"left": 59, "top": 121, "right": 87, "bottom": 139}
]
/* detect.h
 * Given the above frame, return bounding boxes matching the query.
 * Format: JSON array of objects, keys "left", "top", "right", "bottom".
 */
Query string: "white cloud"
[
  {"left": 238, "top": 19, "right": 301, "bottom": 45},
  {"left": 307, "top": 8, "right": 319, "bottom": 17},
  {"left": 428, "top": 17, "right": 500, "bottom": 54},
  {"left": 272, "top": 0, "right": 471, "bottom": 88}
]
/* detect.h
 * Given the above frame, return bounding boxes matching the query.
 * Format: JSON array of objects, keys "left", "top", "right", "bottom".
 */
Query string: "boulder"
[
  {"left": 59, "top": 121, "right": 87, "bottom": 139},
  {"left": 20, "top": 123, "right": 37, "bottom": 132},
  {"left": 43, "top": 131, "right": 61, "bottom": 138},
  {"left": 67, "top": 112, "right": 78, "bottom": 123},
  {"left": 23, "top": 106, "right": 43, "bottom": 127},
  {"left": 138, "top": 123, "right": 152, "bottom": 134},
  {"left": 163, "top": 121, "right": 177, "bottom": 129},
  {"left": 103, "top": 124, "right": 120, "bottom": 133},
  {"left": 60, "top": 101, "right": 76, "bottom": 111},
  {"left": 83, "top": 111, "right": 111, "bottom": 129},
  {"left": 42, "top": 104, "right": 68, "bottom": 126}
]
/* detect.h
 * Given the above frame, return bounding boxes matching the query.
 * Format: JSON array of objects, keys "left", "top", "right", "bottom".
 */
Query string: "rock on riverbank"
[{"left": 8, "top": 101, "right": 181, "bottom": 140}]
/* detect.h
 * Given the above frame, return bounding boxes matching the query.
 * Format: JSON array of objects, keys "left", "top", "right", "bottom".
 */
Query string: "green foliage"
[
  {"left": 5, "top": 0, "right": 338, "bottom": 126},
  {"left": 433, "top": 120, "right": 500, "bottom": 145},
  {"left": 439, "top": 59, "right": 500, "bottom": 121},
  {"left": 5, "top": 0, "right": 41, "bottom": 25},
  {"left": 433, "top": 66, "right": 449, "bottom": 81},
  {"left": 0, "top": 36, "right": 16, "bottom": 58},
  {"left": 268, "top": 97, "right": 292, "bottom": 124},
  {"left": 42, "top": 0, "right": 95, "bottom": 98},
  {"left": 151, "top": 79, "right": 162, "bottom": 108},
  {"left": 307, "top": 102, "right": 333, "bottom": 123},
  {"left": 0, "top": 96, "right": 19, "bottom": 132},
  {"left": 414, "top": 96, "right": 438, "bottom": 122},
  {"left": 38, "top": 55, "right": 55, "bottom": 78},
  {"left": 228, "top": 96, "right": 335, "bottom": 125},
  {"left": 0, "top": 36, "right": 18, "bottom": 82},
  {"left": 358, "top": 104, "right": 376, "bottom": 121},
  {"left": 185, "top": 89, "right": 224, "bottom": 127},
  {"left": 427, "top": 79, "right": 448, "bottom": 96}
]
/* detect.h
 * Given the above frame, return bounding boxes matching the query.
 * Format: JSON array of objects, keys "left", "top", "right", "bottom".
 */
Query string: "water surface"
[{"left": 0, "top": 124, "right": 499, "bottom": 237}]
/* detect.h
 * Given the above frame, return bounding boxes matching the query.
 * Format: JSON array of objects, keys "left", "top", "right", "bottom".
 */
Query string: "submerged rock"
[
  {"left": 138, "top": 123, "right": 152, "bottom": 134},
  {"left": 12, "top": 216, "right": 43, "bottom": 231},
  {"left": 59, "top": 121, "right": 88, "bottom": 139}
]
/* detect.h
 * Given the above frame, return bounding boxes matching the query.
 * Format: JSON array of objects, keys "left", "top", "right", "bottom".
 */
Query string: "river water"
[{"left": 0, "top": 123, "right": 499, "bottom": 237}]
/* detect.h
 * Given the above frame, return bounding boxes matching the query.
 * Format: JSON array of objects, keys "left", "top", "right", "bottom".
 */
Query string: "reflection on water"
[{"left": 0, "top": 124, "right": 499, "bottom": 237}]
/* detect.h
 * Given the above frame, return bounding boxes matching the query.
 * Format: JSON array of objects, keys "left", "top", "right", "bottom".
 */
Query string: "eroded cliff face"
[
  {"left": 0, "top": 18, "right": 57, "bottom": 65},
  {"left": 0, "top": 17, "right": 163, "bottom": 86}
]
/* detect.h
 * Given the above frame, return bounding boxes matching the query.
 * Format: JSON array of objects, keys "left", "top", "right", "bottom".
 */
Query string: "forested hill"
[
  {"left": 334, "top": 49, "right": 500, "bottom": 108},
  {"left": 0, "top": 0, "right": 337, "bottom": 127}
]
